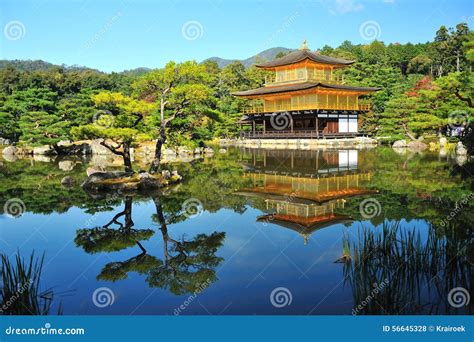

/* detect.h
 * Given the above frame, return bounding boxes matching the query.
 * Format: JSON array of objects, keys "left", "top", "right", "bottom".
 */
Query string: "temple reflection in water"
[{"left": 238, "top": 148, "right": 377, "bottom": 244}]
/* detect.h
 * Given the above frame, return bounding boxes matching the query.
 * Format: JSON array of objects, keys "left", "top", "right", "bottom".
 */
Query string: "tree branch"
[
  {"left": 100, "top": 140, "right": 124, "bottom": 156},
  {"left": 401, "top": 123, "right": 418, "bottom": 141},
  {"left": 454, "top": 90, "right": 473, "bottom": 108}
]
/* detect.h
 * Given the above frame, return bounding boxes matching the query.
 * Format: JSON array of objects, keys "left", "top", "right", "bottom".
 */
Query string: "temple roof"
[
  {"left": 237, "top": 186, "right": 379, "bottom": 204},
  {"left": 256, "top": 213, "right": 352, "bottom": 233},
  {"left": 256, "top": 49, "right": 354, "bottom": 69},
  {"left": 233, "top": 82, "right": 381, "bottom": 97}
]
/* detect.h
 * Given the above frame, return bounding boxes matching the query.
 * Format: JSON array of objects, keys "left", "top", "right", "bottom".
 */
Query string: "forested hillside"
[{"left": 0, "top": 22, "right": 472, "bottom": 148}]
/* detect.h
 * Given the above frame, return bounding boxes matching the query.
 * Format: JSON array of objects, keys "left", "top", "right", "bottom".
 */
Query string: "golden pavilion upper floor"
[{"left": 232, "top": 42, "right": 380, "bottom": 139}]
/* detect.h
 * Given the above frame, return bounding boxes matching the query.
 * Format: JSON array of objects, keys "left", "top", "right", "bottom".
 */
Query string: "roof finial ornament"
[{"left": 300, "top": 39, "right": 309, "bottom": 50}]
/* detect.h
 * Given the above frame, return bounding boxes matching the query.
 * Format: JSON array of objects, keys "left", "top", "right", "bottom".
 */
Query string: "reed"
[
  {"left": 0, "top": 252, "right": 57, "bottom": 315},
  {"left": 343, "top": 221, "right": 471, "bottom": 315}
]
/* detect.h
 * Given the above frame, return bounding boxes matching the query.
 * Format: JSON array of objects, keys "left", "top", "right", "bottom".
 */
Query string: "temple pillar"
[
  {"left": 315, "top": 115, "right": 319, "bottom": 138},
  {"left": 290, "top": 115, "right": 293, "bottom": 132}
]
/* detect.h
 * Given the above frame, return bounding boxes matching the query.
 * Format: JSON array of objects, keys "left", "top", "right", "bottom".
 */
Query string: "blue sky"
[{"left": 1, "top": 0, "right": 472, "bottom": 72}]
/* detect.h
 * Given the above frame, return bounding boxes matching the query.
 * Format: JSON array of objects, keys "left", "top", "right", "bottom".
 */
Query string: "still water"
[{"left": 0, "top": 147, "right": 472, "bottom": 315}]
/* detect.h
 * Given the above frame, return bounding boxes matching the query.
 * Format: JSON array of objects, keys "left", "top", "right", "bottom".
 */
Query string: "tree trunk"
[
  {"left": 149, "top": 98, "right": 167, "bottom": 174},
  {"left": 150, "top": 124, "right": 166, "bottom": 174},
  {"left": 123, "top": 141, "right": 133, "bottom": 173},
  {"left": 152, "top": 196, "right": 169, "bottom": 261},
  {"left": 401, "top": 123, "right": 418, "bottom": 141}
]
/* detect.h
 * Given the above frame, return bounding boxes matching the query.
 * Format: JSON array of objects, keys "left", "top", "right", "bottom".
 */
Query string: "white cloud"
[{"left": 321, "top": 0, "right": 365, "bottom": 15}]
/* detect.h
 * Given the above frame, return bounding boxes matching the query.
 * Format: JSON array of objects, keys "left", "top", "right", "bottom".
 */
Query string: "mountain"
[
  {"left": 205, "top": 47, "right": 293, "bottom": 68},
  {"left": 119, "top": 67, "right": 152, "bottom": 76},
  {"left": 0, "top": 59, "right": 102, "bottom": 73},
  {"left": 0, "top": 47, "right": 294, "bottom": 74}
]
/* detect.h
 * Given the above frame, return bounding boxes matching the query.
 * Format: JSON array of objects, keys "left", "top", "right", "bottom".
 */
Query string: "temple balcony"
[
  {"left": 241, "top": 102, "right": 371, "bottom": 114},
  {"left": 264, "top": 74, "right": 345, "bottom": 86},
  {"left": 239, "top": 130, "right": 366, "bottom": 139}
]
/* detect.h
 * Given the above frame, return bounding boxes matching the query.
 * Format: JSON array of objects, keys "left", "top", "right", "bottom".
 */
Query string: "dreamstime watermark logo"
[
  {"left": 4, "top": 323, "right": 85, "bottom": 336},
  {"left": 92, "top": 109, "right": 115, "bottom": 128},
  {"left": 4, "top": 21, "right": 26, "bottom": 41},
  {"left": 447, "top": 287, "right": 470, "bottom": 308},
  {"left": 359, "top": 20, "right": 381, "bottom": 41},
  {"left": 83, "top": 11, "right": 122, "bottom": 50},
  {"left": 264, "top": 11, "right": 300, "bottom": 47},
  {"left": 270, "top": 287, "right": 292, "bottom": 308},
  {"left": 0, "top": 279, "right": 33, "bottom": 314},
  {"left": 448, "top": 110, "right": 469, "bottom": 130},
  {"left": 440, "top": 193, "right": 473, "bottom": 227},
  {"left": 261, "top": 193, "right": 297, "bottom": 227},
  {"left": 270, "top": 112, "right": 291, "bottom": 131},
  {"left": 359, "top": 198, "right": 382, "bottom": 219},
  {"left": 3, "top": 198, "right": 26, "bottom": 218},
  {"left": 173, "top": 279, "right": 211, "bottom": 315},
  {"left": 352, "top": 278, "right": 389, "bottom": 315},
  {"left": 181, "top": 21, "right": 204, "bottom": 41},
  {"left": 181, "top": 198, "right": 203, "bottom": 218},
  {"left": 92, "top": 287, "right": 115, "bottom": 308},
  {"left": 84, "top": 193, "right": 120, "bottom": 228}
]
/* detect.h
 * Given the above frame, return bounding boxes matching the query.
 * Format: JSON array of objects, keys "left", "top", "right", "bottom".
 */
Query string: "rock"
[
  {"left": 439, "top": 147, "right": 447, "bottom": 157},
  {"left": 82, "top": 171, "right": 134, "bottom": 191},
  {"left": 90, "top": 140, "right": 113, "bottom": 155},
  {"left": 163, "top": 148, "right": 176, "bottom": 156},
  {"left": 2, "top": 153, "right": 18, "bottom": 162},
  {"left": 177, "top": 155, "right": 195, "bottom": 163},
  {"left": 392, "top": 140, "right": 407, "bottom": 148},
  {"left": 177, "top": 147, "right": 192, "bottom": 155},
  {"left": 57, "top": 140, "right": 72, "bottom": 146},
  {"left": 162, "top": 154, "right": 177, "bottom": 162},
  {"left": 439, "top": 137, "right": 447, "bottom": 147},
  {"left": 2, "top": 146, "right": 17, "bottom": 157},
  {"left": 161, "top": 170, "right": 171, "bottom": 179},
  {"left": 204, "top": 147, "right": 214, "bottom": 154},
  {"left": 0, "top": 138, "right": 10, "bottom": 145},
  {"left": 136, "top": 144, "right": 155, "bottom": 157},
  {"left": 59, "top": 160, "right": 75, "bottom": 171},
  {"left": 33, "top": 155, "right": 55, "bottom": 162},
  {"left": 194, "top": 147, "right": 202, "bottom": 155},
  {"left": 61, "top": 176, "right": 74, "bottom": 187},
  {"left": 456, "top": 142, "right": 468, "bottom": 156},
  {"left": 82, "top": 170, "right": 181, "bottom": 194},
  {"left": 456, "top": 155, "right": 467, "bottom": 166},
  {"left": 355, "top": 137, "right": 377, "bottom": 145},
  {"left": 407, "top": 140, "right": 428, "bottom": 151},
  {"left": 392, "top": 147, "right": 407, "bottom": 155},
  {"left": 33, "top": 145, "right": 57, "bottom": 155},
  {"left": 59, "top": 143, "right": 92, "bottom": 155},
  {"left": 87, "top": 166, "right": 106, "bottom": 177},
  {"left": 219, "top": 148, "right": 227, "bottom": 154}
]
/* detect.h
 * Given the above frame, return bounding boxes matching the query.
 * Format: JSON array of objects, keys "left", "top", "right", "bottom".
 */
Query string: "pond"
[{"left": 0, "top": 147, "right": 472, "bottom": 315}]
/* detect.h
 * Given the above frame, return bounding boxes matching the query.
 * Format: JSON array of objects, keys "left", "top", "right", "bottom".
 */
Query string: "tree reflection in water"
[{"left": 74, "top": 195, "right": 225, "bottom": 295}]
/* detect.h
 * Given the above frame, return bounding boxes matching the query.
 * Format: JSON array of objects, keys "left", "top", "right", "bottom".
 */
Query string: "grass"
[
  {"left": 0, "top": 251, "right": 59, "bottom": 315},
  {"left": 342, "top": 221, "right": 471, "bottom": 314}
]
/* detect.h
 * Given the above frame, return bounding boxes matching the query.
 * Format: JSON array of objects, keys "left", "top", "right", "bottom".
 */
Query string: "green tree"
[
  {"left": 71, "top": 91, "right": 155, "bottom": 172},
  {"left": 132, "top": 61, "right": 220, "bottom": 173}
]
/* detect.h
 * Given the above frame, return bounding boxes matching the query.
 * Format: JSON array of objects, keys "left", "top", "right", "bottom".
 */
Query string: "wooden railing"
[
  {"left": 264, "top": 75, "right": 345, "bottom": 86},
  {"left": 239, "top": 130, "right": 364, "bottom": 139},
  {"left": 242, "top": 103, "right": 371, "bottom": 114}
]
